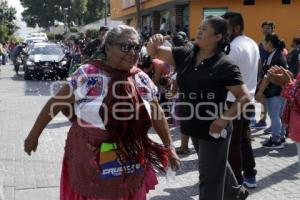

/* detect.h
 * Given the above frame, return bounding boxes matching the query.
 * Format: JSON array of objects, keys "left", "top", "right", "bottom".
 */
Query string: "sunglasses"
[{"left": 110, "top": 42, "right": 142, "bottom": 54}]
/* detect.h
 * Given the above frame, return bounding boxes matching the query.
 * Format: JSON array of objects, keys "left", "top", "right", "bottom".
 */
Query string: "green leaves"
[
  {"left": 85, "top": 0, "right": 103, "bottom": 24},
  {"left": 20, "top": 0, "right": 108, "bottom": 29},
  {"left": 0, "top": 0, "right": 17, "bottom": 42}
]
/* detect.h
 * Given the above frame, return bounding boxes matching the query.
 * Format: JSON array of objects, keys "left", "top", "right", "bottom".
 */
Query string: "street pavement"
[{"left": 0, "top": 63, "right": 299, "bottom": 200}]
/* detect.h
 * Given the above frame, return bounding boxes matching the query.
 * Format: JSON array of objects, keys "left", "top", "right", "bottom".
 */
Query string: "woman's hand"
[
  {"left": 209, "top": 118, "right": 228, "bottom": 135},
  {"left": 149, "top": 34, "right": 165, "bottom": 47},
  {"left": 168, "top": 146, "right": 181, "bottom": 171},
  {"left": 255, "top": 91, "right": 265, "bottom": 103},
  {"left": 24, "top": 132, "right": 39, "bottom": 156},
  {"left": 268, "top": 65, "right": 293, "bottom": 86},
  {"left": 165, "top": 91, "right": 177, "bottom": 100},
  {"left": 147, "top": 34, "right": 165, "bottom": 57}
]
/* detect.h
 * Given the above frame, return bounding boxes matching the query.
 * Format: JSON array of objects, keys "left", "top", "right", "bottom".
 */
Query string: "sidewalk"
[{"left": 148, "top": 125, "right": 300, "bottom": 200}]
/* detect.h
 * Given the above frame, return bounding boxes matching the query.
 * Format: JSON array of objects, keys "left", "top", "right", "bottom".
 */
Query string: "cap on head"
[{"left": 177, "top": 31, "right": 187, "bottom": 40}]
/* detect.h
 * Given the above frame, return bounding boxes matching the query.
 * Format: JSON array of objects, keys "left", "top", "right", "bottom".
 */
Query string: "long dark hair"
[
  {"left": 205, "top": 15, "right": 231, "bottom": 55},
  {"left": 265, "top": 33, "right": 285, "bottom": 51},
  {"left": 178, "top": 16, "right": 231, "bottom": 74}
]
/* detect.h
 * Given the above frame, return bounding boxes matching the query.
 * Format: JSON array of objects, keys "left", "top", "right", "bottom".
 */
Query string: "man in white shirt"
[
  {"left": 159, "top": 18, "right": 167, "bottom": 33},
  {"left": 223, "top": 11, "right": 259, "bottom": 189}
]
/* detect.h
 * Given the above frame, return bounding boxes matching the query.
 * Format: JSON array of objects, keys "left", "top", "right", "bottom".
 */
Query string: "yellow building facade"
[{"left": 111, "top": 0, "right": 300, "bottom": 48}]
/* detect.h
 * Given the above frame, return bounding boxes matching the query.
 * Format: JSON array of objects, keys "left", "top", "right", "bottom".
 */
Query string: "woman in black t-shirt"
[
  {"left": 147, "top": 16, "right": 250, "bottom": 200},
  {"left": 256, "top": 33, "right": 288, "bottom": 148}
]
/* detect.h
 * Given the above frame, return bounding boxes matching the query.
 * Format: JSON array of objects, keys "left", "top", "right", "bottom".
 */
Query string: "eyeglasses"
[{"left": 110, "top": 42, "right": 142, "bottom": 54}]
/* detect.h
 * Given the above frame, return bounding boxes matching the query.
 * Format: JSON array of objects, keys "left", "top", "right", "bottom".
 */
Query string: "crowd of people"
[{"left": 20, "top": 11, "right": 300, "bottom": 200}]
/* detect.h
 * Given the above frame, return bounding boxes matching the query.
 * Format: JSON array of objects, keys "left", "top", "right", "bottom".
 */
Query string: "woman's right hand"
[
  {"left": 24, "top": 132, "right": 39, "bottom": 156},
  {"left": 255, "top": 91, "right": 265, "bottom": 103},
  {"left": 149, "top": 34, "right": 165, "bottom": 47},
  {"left": 268, "top": 65, "right": 293, "bottom": 86},
  {"left": 168, "top": 147, "right": 181, "bottom": 171},
  {"left": 147, "top": 34, "right": 165, "bottom": 56}
]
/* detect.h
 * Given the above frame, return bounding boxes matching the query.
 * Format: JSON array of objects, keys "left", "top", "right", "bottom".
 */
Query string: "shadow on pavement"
[
  {"left": 250, "top": 162, "right": 300, "bottom": 194},
  {"left": 11, "top": 73, "right": 24, "bottom": 81},
  {"left": 155, "top": 159, "right": 198, "bottom": 179},
  {"left": 148, "top": 126, "right": 182, "bottom": 143},
  {"left": 169, "top": 126, "right": 182, "bottom": 142},
  {"left": 250, "top": 128, "right": 264, "bottom": 135},
  {"left": 174, "top": 159, "right": 198, "bottom": 177},
  {"left": 46, "top": 121, "right": 71, "bottom": 129},
  {"left": 149, "top": 183, "right": 198, "bottom": 200},
  {"left": 253, "top": 143, "right": 297, "bottom": 158}
]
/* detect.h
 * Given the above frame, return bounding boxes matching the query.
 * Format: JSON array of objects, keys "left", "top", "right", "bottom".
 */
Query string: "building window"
[
  {"left": 203, "top": 8, "right": 228, "bottom": 18},
  {"left": 244, "top": 0, "right": 255, "bottom": 5},
  {"left": 282, "top": 0, "right": 291, "bottom": 4}
]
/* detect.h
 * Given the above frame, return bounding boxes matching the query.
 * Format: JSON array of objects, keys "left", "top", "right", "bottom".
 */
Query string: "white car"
[
  {"left": 28, "top": 32, "right": 48, "bottom": 40},
  {"left": 23, "top": 42, "right": 70, "bottom": 80},
  {"left": 24, "top": 37, "right": 47, "bottom": 44}
]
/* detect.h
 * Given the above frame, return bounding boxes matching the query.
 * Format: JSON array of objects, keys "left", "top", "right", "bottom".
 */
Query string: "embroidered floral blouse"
[{"left": 67, "top": 64, "right": 158, "bottom": 129}]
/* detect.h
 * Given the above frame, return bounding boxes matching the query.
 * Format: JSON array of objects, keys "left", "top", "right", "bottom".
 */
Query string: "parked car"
[{"left": 23, "top": 42, "right": 70, "bottom": 80}]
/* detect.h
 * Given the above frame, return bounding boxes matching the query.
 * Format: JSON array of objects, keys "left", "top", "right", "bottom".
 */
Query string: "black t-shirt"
[
  {"left": 287, "top": 47, "right": 300, "bottom": 77},
  {"left": 262, "top": 49, "right": 288, "bottom": 98},
  {"left": 83, "top": 39, "right": 102, "bottom": 57},
  {"left": 172, "top": 45, "right": 243, "bottom": 140}
]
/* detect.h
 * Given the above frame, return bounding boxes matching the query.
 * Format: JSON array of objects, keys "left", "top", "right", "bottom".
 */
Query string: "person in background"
[
  {"left": 1, "top": 42, "right": 7, "bottom": 66},
  {"left": 8, "top": 41, "right": 16, "bottom": 58},
  {"left": 159, "top": 18, "right": 167, "bottom": 33},
  {"left": 138, "top": 54, "right": 172, "bottom": 117},
  {"left": 222, "top": 11, "right": 259, "bottom": 188},
  {"left": 24, "top": 25, "right": 180, "bottom": 200},
  {"left": 147, "top": 15, "right": 250, "bottom": 200},
  {"left": 183, "top": 25, "right": 189, "bottom": 38},
  {"left": 267, "top": 66, "right": 300, "bottom": 168},
  {"left": 172, "top": 31, "right": 193, "bottom": 49},
  {"left": 251, "top": 21, "right": 275, "bottom": 129},
  {"left": 11, "top": 42, "right": 26, "bottom": 74},
  {"left": 138, "top": 55, "right": 171, "bottom": 86},
  {"left": 170, "top": 32, "right": 192, "bottom": 155},
  {"left": 141, "top": 26, "right": 151, "bottom": 42},
  {"left": 70, "top": 39, "right": 83, "bottom": 65},
  {"left": 287, "top": 37, "right": 300, "bottom": 77},
  {"left": 82, "top": 26, "right": 109, "bottom": 58},
  {"left": 256, "top": 33, "right": 288, "bottom": 148},
  {"left": 0, "top": 43, "right": 3, "bottom": 71}
]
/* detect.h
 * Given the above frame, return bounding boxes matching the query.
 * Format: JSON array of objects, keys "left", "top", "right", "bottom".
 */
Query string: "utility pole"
[
  {"left": 104, "top": 0, "right": 108, "bottom": 26},
  {"left": 135, "top": 0, "right": 142, "bottom": 32}
]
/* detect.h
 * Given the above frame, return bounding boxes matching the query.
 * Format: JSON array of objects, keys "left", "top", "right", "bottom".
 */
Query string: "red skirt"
[{"left": 60, "top": 156, "right": 158, "bottom": 200}]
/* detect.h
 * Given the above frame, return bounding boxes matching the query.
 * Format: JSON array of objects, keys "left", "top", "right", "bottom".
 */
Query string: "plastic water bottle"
[
  {"left": 165, "top": 167, "right": 176, "bottom": 184},
  {"left": 209, "top": 129, "right": 227, "bottom": 139}
]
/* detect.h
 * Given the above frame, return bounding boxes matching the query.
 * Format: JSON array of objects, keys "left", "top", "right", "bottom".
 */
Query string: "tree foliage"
[
  {"left": 20, "top": 0, "right": 65, "bottom": 28},
  {"left": 0, "top": 0, "right": 18, "bottom": 42},
  {"left": 85, "top": 0, "right": 104, "bottom": 24},
  {"left": 85, "top": 29, "right": 98, "bottom": 39},
  {"left": 70, "top": 0, "right": 87, "bottom": 20},
  {"left": 20, "top": 0, "right": 108, "bottom": 29}
]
